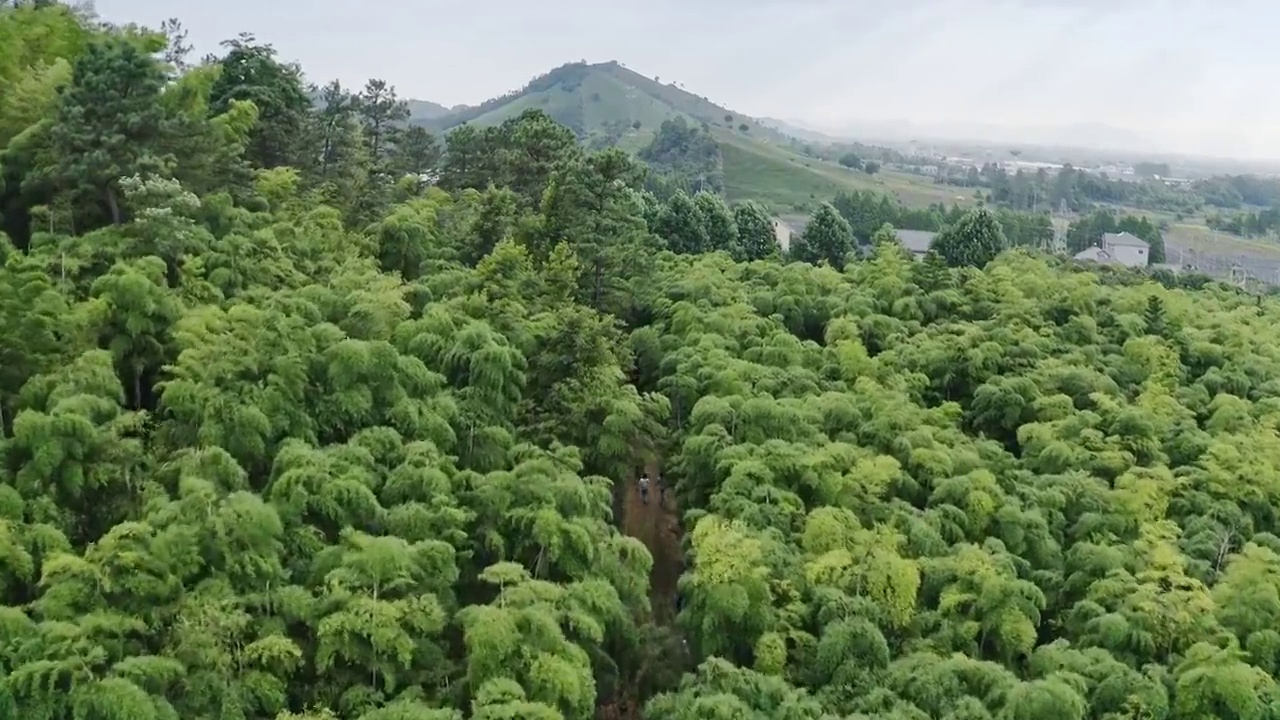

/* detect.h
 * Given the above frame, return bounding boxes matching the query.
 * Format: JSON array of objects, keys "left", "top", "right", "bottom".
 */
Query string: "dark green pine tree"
[
  {"left": 1144, "top": 294, "right": 1167, "bottom": 337},
  {"left": 791, "top": 202, "right": 853, "bottom": 269},
  {"left": 693, "top": 190, "right": 739, "bottom": 256},
  {"left": 655, "top": 191, "right": 709, "bottom": 255},
  {"left": 209, "top": 34, "right": 311, "bottom": 169},
  {"left": 43, "top": 36, "right": 168, "bottom": 226},
  {"left": 391, "top": 125, "right": 442, "bottom": 181},
  {"left": 914, "top": 249, "right": 954, "bottom": 292},
  {"left": 356, "top": 78, "right": 410, "bottom": 170},
  {"left": 932, "top": 206, "right": 1008, "bottom": 268},
  {"left": 733, "top": 201, "right": 780, "bottom": 261}
]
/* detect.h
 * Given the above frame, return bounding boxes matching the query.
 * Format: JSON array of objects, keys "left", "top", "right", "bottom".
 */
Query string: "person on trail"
[
  {"left": 657, "top": 474, "right": 667, "bottom": 507},
  {"left": 638, "top": 473, "right": 650, "bottom": 505}
]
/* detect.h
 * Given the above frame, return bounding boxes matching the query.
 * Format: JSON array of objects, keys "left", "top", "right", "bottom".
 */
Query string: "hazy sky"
[{"left": 94, "top": 0, "right": 1278, "bottom": 158}]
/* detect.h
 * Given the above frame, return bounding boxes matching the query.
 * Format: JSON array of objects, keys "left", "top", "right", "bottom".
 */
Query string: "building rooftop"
[
  {"left": 896, "top": 229, "right": 937, "bottom": 254},
  {"left": 1074, "top": 247, "right": 1121, "bottom": 264},
  {"left": 1103, "top": 232, "right": 1149, "bottom": 248}
]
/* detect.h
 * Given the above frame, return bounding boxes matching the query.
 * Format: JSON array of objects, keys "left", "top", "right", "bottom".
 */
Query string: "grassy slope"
[
  {"left": 593, "top": 64, "right": 792, "bottom": 145},
  {"left": 716, "top": 129, "right": 978, "bottom": 212},
  {"left": 1165, "top": 222, "right": 1280, "bottom": 259},
  {"left": 719, "top": 136, "right": 848, "bottom": 210}
]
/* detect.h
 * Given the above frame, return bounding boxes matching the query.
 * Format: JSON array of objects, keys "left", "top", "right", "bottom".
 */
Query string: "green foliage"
[
  {"left": 439, "top": 109, "right": 580, "bottom": 207},
  {"left": 931, "top": 206, "right": 1008, "bottom": 268},
  {"left": 638, "top": 117, "right": 723, "bottom": 198},
  {"left": 654, "top": 191, "right": 706, "bottom": 255},
  {"left": 40, "top": 36, "right": 168, "bottom": 225},
  {"left": 8, "top": 12, "right": 1280, "bottom": 720},
  {"left": 1205, "top": 206, "right": 1280, "bottom": 241},
  {"left": 790, "top": 202, "right": 853, "bottom": 269},
  {"left": 732, "top": 201, "right": 779, "bottom": 261},
  {"left": 405, "top": 59, "right": 966, "bottom": 217},
  {"left": 208, "top": 34, "right": 311, "bottom": 170},
  {"left": 953, "top": 162, "right": 1204, "bottom": 215}
]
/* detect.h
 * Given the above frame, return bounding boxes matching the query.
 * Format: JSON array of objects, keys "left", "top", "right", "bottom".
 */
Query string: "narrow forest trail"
[
  {"left": 600, "top": 461, "right": 688, "bottom": 720},
  {"left": 619, "top": 461, "right": 684, "bottom": 625}
]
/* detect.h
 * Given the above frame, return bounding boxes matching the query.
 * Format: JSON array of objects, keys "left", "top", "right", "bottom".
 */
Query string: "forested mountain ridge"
[
  {"left": 414, "top": 60, "right": 790, "bottom": 149},
  {"left": 406, "top": 60, "right": 964, "bottom": 215},
  {"left": 407, "top": 99, "right": 451, "bottom": 120},
  {"left": 408, "top": 60, "right": 873, "bottom": 212},
  {"left": 3, "top": 4, "right": 1280, "bottom": 720}
]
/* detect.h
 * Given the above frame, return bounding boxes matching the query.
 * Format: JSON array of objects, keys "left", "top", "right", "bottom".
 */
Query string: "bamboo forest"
[{"left": 6, "top": 4, "right": 1280, "bottom": 720}]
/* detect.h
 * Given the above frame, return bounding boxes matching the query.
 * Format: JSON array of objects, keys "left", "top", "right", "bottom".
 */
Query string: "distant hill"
[
  {"left": 808, "top": 117, "right": 1161, "bottom": 155},
  {"left": 415, "top": 61, "right": 793, "bottom": 151},
  {"left": 756, "top": 117, "right": 846, "bottom": 145},
  {"left": 306, "top": 90, "right": 452, "bottom": 123},
  {"left": 413, "top": 60, "right": 971, "bottom": 213},
  {"left": 406, "top": 99, "right": 451, "bottom": 121}
]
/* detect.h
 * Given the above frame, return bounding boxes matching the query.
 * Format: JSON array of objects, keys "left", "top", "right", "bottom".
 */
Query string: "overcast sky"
[{"left": 93, "top": 0, "right": 1276, "bottom": 158}]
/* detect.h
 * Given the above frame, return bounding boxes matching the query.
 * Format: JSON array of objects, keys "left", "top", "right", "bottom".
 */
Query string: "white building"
[
  {"left": 1003, "top": 160, "right": 1064, "bottom": 174},
  {"left": 1102, "top": 232, "right": 1149, "bottom": 267},
  {"left": 1072, "top": 232, "right": 1149, "bottom": 268}
]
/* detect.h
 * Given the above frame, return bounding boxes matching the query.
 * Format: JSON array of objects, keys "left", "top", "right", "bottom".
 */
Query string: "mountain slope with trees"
[
  {"left": 4, "top": 4, "right": 1280, "bottom": 720},
  {"left": 415, "top": 61, "right": 790, "bottom": 148},
  {"left": 409, "top": 60, "right": 944, "bottom": 212},
  {"left": 407, "top": 99, "right": 451, "bottom": 120}
]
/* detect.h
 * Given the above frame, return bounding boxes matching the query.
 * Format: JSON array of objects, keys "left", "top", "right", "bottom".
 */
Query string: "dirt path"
[
  {"left": 600, "top": 462, "right": 687, "bottom": 720},
  {"left": 620, "top": 462, "right": 684, "bottom": 625}
]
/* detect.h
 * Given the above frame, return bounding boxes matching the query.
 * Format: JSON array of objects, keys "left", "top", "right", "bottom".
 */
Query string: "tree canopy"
[{"left": 2, "top": 6, "right": 1280, "bottom": 720}]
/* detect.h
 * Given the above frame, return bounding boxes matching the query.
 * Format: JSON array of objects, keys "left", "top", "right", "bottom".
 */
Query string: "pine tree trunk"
[{"left": 105, "top": 186, "right": 122, "bottom": 225}]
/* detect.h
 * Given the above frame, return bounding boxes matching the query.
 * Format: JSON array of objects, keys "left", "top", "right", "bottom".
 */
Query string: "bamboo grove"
[{"left": 3, "top": 4, "right": 1280, "bottom": 720}]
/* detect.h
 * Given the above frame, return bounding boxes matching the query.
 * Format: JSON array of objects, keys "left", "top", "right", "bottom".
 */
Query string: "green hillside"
[
  {"left": 420, "top": 60, "right": 967, "bottom": 212},
  {"left": 716, "top": 129, "right": 978, "bottom": 212},
  {"left": 719, "top": 136, "right": 848, "bottom": 209},
  {"left": 406, "top": 98, "right": 451, "bottom": 120},
  {"left": 420, "top": 61, "right": 791, "bottom": 150}
]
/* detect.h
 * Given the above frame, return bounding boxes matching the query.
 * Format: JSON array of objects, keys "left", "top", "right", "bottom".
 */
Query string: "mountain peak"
[{"left": 411, "top": 59, "right": 793, "bottom": 150}]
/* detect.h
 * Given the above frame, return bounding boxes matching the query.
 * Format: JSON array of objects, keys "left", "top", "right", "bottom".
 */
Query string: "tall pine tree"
[{"left": 42, "top": 36, "right": 167, "bottom": 226}]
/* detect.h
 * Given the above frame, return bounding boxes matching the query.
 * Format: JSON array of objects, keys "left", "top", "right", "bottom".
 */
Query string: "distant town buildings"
[
  {"left": 1001, "top": 160, "right": 1064, "bottom": 174},
  {"left": 1092, "top": 164, "right": 1136, "bottom": 177},
  {"left": 912, "top": 156, "right": 1147, "bottom": 179}
]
